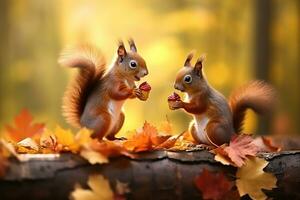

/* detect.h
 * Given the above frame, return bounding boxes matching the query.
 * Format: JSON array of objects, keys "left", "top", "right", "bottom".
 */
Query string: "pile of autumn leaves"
[{"left": 0, "top": 110, "right": 280, "bottom": 200}]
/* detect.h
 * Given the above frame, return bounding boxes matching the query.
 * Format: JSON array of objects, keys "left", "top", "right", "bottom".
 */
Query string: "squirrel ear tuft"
[
  {"left": 128, "top": 38, "right": 137, "bottom": 52},
  {"left": 194, "top": 54, "right": 206, "bottom": 76},
  {"left": 117, "top": 40, "right": 127, "bottom": 59},
  {"left": 184, "top": 51, "right": 195, "bottom": 67}
]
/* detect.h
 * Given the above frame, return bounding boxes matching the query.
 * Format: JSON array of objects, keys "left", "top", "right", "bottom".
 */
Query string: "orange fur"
[
  {"left": 59, "top": 45, "right": 106, "bottom": 128},
  {"left": 229, "top": 81, "right": 276, "bottom": 133},
  {"left": 59, "top": 40, "right": 148, "bottom": 140},
  {"left": 173, "top": 53, "right": 276, "bottom": 146}
]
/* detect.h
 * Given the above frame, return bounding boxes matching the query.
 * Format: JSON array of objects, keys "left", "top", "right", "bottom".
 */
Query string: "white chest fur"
[
  {"left": 107, "top": 100, "right": 125, "bottom": 133},
  {"left": 194, "top": 114, "right": 210, "bottom": 144},
  {"left": 106, "top": 80, "right": 131, "bottom": 134}
]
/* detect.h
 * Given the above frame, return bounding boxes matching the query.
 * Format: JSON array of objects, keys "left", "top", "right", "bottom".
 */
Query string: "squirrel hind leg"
[
  {"left": 80, "top": 113, "right": 111, "bottom": 140},
  {"left": 106, "top": 112, "right": 125, "bottom": 140},
  {"left": 206, "top": 122, "right": 233, "bottom": 146}
]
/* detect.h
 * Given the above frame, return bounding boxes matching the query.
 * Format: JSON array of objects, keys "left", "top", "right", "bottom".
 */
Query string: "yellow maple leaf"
[
  {"left": 53, "top": 126, "right": 78, "bottom": 152},
  {"left": 75, "top": 128, "right": 93, "bottom": 147},
  {"left": 80, "top": 149, "right": 109, "bottom": 164},
  {"left": 236, "top": 157, "right": 277, "bottom": 200},
  {"left": 54, "top": 126, "right": 75, "bottom": 146},
  {"left": 70, "top": 174, "right": 114, "bottom": 200}
]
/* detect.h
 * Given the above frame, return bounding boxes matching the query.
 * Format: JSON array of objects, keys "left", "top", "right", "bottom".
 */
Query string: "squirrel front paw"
[
  {"left": 133, "top": 88, "right": 143, "bottom": 99},
  {"left": 169, "top": 100, "right": 183, "bottom": 110}
]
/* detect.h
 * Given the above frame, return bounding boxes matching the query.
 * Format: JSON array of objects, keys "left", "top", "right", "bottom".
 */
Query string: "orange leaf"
[
  {"left": 158, "top": 119, "right": 173, "bottom": 134},
  {"left": 194, "top": 168, "right": 237, "bottom": 200},
  {"left": 143, "top": 121, "right": 164, "bottom": 146},
  {"left": 213, "top": 135, "right": 259, "bottom": 167},
  {"left": 123, "top": 122, "right": 154, "bottom": 152},
  {"left": 155, "top": 132, "right": 184, "bottom": 150},
  {"left": 123, "top": 131, "right": 152, "bottom": 152},
  {"left": 182, "top": 130, "right": 196, "bottom": 143},
  {"left": 5, "top": 109, "right": 45, "bottom": 142},
  {"left": 90, "top": 140, "right": 133, "bottom": 158},
  {"left": 123, "top": 121, "right": 174, "bottom": 152}
]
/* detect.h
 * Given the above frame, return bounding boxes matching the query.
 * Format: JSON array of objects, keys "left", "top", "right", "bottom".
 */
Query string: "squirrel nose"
[
  {"left": 174, "top": 84, "right": 179, "bottom": 90},
  {"left": 144, "top": 70, "right": 148, "bottom": 76}
]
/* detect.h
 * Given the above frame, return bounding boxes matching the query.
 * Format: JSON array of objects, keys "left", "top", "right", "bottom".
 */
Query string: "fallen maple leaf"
[
  {"left": 123, "top": 121, "right": 175, "bottom": 152},
  {"left": 212, "top": 135, "right": 259, "bottom": 167},
  {"left": 194, "top": 168, "right": 238, "bottom": 200},
  {"left": 5, "top": 109, "right": 45, "bottom": 142},
  {"left": 91, "top": 140, "right": 133, "bottom": 158},
  {"left": 53, "top": 126, "right": 79, "bottom": 152},
  {"left": 70, "top": 174, "right": 114, "bottom": 200},
  {"left": 236, "top": 157, "right": 277, "bottom": 200},
  {"left": 155, "top": 132, "right": 185, "bottom": 150},
  {"left": 80, "top": 148, "right": 109, "bottom": 164},
  {"left": 123, "top": 131, "right": 151, "bottom": 152},
  {"left": 81, "top": 140, "right": 133, "bottom": 165},
  {"left": 75, "top": 128, "right": 93, "bottom": 147}
]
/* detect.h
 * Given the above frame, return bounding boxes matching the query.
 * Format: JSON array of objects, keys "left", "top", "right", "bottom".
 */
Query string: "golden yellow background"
[{"left": 0, "top": 0, "right": 299, "bottom": 136}]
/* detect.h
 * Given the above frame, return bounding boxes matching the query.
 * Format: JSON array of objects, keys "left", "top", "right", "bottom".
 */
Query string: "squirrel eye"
[
  {"left": 129, "top": 60, "right": 138, "bottom": 69},
  {"left": 183, "top": 75, "right": 192, "bottom": 83}
]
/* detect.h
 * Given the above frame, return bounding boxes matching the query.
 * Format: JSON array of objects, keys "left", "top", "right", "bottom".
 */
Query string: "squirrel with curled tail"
[
  {"left": 168, "top": 52, "right": 275, "bottom": 146},
  {"left": 59, "top": 40, "right": 150, "bottom": 140}
]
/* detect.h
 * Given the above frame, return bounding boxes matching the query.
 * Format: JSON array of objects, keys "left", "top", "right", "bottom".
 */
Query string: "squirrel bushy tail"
[
  {"left": 229, "top": 81, "right": 276, "bottom": 133},
  {"left": 59, "top": 45, "right": 106, "bottom": 128}
]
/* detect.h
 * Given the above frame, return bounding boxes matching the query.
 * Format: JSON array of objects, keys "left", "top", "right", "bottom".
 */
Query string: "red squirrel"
[
  {"left": 169, "top": 52, "right": 275, "bottom": 146},
  {"left": 59, "top": 39, "right": 149, "bottom": 140}
]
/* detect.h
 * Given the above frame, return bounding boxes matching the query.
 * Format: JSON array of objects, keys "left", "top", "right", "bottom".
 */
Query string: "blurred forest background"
[{"left": 0, "top": 0, "right": 299, "bottom": 137}]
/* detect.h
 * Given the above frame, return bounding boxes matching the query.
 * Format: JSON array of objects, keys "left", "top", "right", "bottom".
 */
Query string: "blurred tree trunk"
[
  {"left": 254, "top": 0, "right": 272, "bottom": 135},
  {"left": 0, "top": 0, "right": 9, "bottom": 125}
]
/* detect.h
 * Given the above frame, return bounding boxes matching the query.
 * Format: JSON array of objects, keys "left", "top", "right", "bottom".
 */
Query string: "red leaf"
[
  {"left": 224, "top": 135, "right": 258, "bottom": 167},
  {"left": 194, "top": 169, "right": 236, "bottom": 200},
  {"left": 5, "top": 109, "right": 45, "bottom": 142},
  {"left": 212, "top": 135, "right": 259, "bottom": 167}
]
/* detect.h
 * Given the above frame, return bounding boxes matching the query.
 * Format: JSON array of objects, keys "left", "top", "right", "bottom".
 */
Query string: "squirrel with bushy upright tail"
[
  {"left": 168, "top": 52, "right": 275, "bottom": 146},
  {"left": 59, "top": 40, "right": 150, "bottom": 140}
]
